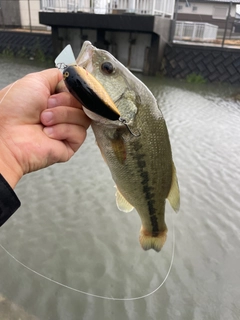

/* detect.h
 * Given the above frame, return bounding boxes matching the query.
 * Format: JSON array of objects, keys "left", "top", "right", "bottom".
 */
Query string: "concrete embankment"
[
  {"left": 163, "top": 43, "right": 240, "bottom": 84},
  {"left": 1, "top": 29, "right": 240, "bottom": 84},
  {"left": 0, "top": 29, "right": 52, "bottom": 62}
]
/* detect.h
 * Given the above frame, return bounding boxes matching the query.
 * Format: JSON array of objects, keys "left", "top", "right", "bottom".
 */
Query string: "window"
[
  {"left": 178, "top": 5, "right": 183, "bottom": 10},
  {"left": 212, "top": 6, "right": 228, "bottom": 19},
  {"left": 192, "top": 6, "right": 197, "bottom": 12}
]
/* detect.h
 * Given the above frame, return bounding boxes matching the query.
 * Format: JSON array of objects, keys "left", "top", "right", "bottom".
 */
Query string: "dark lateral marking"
[{"left": 132, "top": 140, "right": 159, "bottom": 235}]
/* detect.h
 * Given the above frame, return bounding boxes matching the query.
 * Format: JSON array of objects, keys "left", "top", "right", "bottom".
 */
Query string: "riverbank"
[
  {"left": 0, "top": 29, "right": 52, "bottom": 63},
  {"left": 163, "top": 42, "right": 240, "bottom": 85},
  {"left": 1, "top": 28, "right": 240, "bottom": 84}
]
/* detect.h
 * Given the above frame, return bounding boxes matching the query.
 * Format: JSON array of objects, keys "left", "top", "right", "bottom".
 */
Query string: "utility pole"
[
  {"left": 27, "top": 0, "right": 32, "bottom": 32},
  {"left": 222, "top": 1, "right": 232, "bottom": 47},
  {"left": 170, "top": 0, "right": 179, "bottom": 42}
]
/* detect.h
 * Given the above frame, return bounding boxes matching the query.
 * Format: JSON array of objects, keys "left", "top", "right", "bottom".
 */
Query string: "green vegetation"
[
  {"left": 16, "top": 46, "right": 28, "bottom": 59},
  {"left": 0, "top": 44, "right": 52, "bottom": 64},
  {"left": 1, "top": 46, "right": 14, "bottom": 58},
  {"left": 186, "top": 73, "right": 207, "bottom": 84},
  {"left": 34, "top": 47, "right": 47, "bottom": 62}
]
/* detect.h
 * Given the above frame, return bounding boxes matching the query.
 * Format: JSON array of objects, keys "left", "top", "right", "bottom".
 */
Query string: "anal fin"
[
  {"left": 115, "top": 187, "right": 134, "bottom": 212},
  {"left": 167, "top": 161, "right": 180, "bottom": 213}
]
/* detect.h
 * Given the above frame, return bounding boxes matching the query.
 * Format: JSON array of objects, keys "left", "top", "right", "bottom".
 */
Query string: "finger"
[
  {"left": 24, "top": 68, "right": 62, "bottom": 96},
  {"left": 55, "top": 80, "right": 69, "bottom": 94},
  {"left": 43, "top": 123, "right": 87, "bottom": 152},
  {"left": 48, "top": 91, "right": 83, "bottom": 109},
  {"left": 41, "top": 107, "right": 91, "bottom": 130},
  {"left": 39, "top": 68, "right": 63, "bottom": 95}
]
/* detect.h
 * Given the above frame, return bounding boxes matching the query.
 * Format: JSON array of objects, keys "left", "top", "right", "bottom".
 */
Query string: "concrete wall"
[
  {"left": 0, "top": 0, "right": 21, "bottom": 27},
  {"left": 163, "top": 43, "right": 240, "bottom": 84},
  {"left": 178, "top": 2, "right": 236, "bottom": 17},
  {"left": 19, "top": 0, "right": 42, "bottom": 29},
  {"left": 56, "top": 27, "right": 151, "bottom": 72},
  {"left": 42, "top": 12, "right": 172, "bottom": 75},
  {"left": 0, "top": 30, "right": 52, "bottom": 60},
  {"left": 0, "top": 0, "right": 48, "bottom": 30}
]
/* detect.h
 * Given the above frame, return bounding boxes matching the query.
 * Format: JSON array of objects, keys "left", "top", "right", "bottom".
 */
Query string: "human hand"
[{"left": 0, "top": 68, "right": 91, "bottom": 188}]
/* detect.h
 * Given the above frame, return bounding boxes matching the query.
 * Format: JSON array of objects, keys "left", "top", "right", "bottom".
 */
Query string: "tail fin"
[{"left": 139, "top": 227, "right": 167, "bottom": 252}]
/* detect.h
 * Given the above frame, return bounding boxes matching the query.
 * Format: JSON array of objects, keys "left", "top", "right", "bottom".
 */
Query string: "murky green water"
[{"left": 0, "top": 57, "right": 240, "bottom": 320}]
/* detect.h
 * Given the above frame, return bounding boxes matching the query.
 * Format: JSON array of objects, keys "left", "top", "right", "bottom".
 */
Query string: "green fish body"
[{"left": 74, "top": 41, "right": 180, "bottom": 252}]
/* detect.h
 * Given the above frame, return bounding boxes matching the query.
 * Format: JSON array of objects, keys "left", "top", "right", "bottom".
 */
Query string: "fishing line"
[
  {"left": 1, "top": 211, "right": 175, "bottom": 301},
  {"left": 0, "top": 211, "right": 175, "bottom": 301},
  {"left": 0, "top": 81, "right": 18, "bottom": 105}
]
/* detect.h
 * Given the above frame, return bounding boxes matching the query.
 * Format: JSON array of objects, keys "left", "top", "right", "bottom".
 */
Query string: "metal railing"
[
  {"left": 40, "top": 0, "right": 174, "bottom": 17},
  {"left": 174, "top": 21, "right": 218, "bottom": 42},
  {"left": 40, "top": 0, "right": 91, "bottom": 12}
]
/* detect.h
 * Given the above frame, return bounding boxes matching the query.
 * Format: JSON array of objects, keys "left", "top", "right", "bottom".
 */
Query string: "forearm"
[{"left": 0, "top": 173, "right": 21, "bottom": 227}]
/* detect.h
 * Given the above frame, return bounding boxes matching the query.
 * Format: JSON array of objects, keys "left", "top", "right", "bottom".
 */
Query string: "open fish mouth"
[
  {"left": 56, "top": 42, "right": 140, "bottom": 134},
  {"left": 76, "top": 41, "right": 94, "bottom": 71}
]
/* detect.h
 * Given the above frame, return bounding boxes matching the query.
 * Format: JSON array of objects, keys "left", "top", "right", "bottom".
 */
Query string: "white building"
[{"left": 0, "top": 0, "right": 175, "bottom": 30}]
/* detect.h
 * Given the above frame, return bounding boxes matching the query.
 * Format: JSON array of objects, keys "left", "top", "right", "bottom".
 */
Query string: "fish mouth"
[
  {"left": 74, "top": 41, "right": 140, "bottom": 135},
  {"left": 76, "top": 41, "right": 94, "bottom": 71}
]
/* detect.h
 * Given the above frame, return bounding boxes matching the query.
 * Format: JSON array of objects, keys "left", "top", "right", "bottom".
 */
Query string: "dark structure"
[
  {"left": 0, "top": 30, "right": 52, "bottom": 60},
  {"left": 0, "top": 0, "right": 21, "bottom": 28},
  {"left": 164, "top": 43, "right": 240, "bottom": 84},
  {"left": 39, "top": 12, "right": 172, "bottom": 75}
]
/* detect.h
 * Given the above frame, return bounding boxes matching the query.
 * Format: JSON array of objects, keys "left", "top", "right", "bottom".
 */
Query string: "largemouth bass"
[{"left": 62, "top": 41, "right": 180, "bottom": 252}]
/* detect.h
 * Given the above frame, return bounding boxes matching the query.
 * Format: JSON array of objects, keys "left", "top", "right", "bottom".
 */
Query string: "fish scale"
[{"left": 91, "top": 94, "right": 174, "bottom": 251}]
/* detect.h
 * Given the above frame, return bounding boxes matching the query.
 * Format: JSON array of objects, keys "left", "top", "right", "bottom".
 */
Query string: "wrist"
[
  {"left": 0, "top": 162, "right": 22, "bottom": 189},
  {"left": 0, "top": 146, "right": 23, "bottom": 189}
]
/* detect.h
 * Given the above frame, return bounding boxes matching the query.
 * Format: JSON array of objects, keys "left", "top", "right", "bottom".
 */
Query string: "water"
[{"left": 0, "top": 57, "right": 240, "bottom": 320}]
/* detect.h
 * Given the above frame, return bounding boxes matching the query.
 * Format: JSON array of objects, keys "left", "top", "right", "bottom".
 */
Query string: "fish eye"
[{"left": 101, "top": 62, "right": 115, "bottom": 75}]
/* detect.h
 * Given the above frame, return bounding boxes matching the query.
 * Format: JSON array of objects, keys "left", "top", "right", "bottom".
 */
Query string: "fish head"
[{"left": 76, "top": 41, "right": 139, "bottom": 126}]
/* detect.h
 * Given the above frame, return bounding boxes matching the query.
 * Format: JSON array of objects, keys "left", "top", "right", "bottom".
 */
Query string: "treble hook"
[{"left": 119, "top": 117, "right": 141, "bottom": 137}]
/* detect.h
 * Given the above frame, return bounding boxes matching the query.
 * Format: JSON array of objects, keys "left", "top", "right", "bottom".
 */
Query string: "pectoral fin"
[
  {"left": 167, "top": 161, "right": 180, "bottom": 212},
  {"left": 111, "top": 135, "right": 126, "bottom": 165},
  {"left": 115, "top": 187, "right": 134, "bottom": 212}
]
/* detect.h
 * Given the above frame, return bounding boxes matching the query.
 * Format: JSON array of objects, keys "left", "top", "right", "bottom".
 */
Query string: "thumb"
[{"left": 38, "top": 68, "right": 63, "bottom": 95}]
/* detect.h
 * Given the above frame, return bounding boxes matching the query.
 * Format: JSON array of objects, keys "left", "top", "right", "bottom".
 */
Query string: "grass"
[{"left": 186, "top": 73, "right": 207, "bottom": 84}]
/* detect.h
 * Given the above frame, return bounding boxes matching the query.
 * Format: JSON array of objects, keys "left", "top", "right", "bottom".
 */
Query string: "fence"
[
  {"left": 40, "top": 0, "right": 90, "bottom": 12},
  {"left": 174, "top": 21, "right": 218, "bottom": 42},
  {"left": 40, "top": 0, "right": 174, "bottom": 17}
]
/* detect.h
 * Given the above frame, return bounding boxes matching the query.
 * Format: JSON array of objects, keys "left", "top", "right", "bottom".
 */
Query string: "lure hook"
[{"left": 119, "top": 117, "right": 141, "bottom": 137}]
